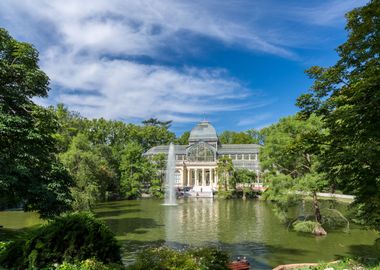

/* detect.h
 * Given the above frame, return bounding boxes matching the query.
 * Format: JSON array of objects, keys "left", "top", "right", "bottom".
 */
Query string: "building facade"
[{"left": 144, "top": 121, "right": 260, "bottom": 193}]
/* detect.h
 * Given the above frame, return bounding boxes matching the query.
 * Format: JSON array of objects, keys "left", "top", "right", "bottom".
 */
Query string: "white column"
[
  {"left": 195, "top": 169, "right": 199, "bottom": 186},
  {"left": 182, "top": 168, "right": 185, "bottom": 186},
  {"left": 202, "top": 168, "right": 205, "bottom": 186}
]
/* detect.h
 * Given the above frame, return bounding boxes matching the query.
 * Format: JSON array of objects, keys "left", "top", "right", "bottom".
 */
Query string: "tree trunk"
[
  {"left": 312, "top": 191, "right": 327, "bottom": 236},
  {"left": 312, "top": 191, "right": 322, "bottom": 223}
]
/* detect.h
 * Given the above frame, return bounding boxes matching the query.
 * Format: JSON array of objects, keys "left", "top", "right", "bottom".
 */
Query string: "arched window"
[{"left": 187, "top": 142, "right": 215, "bottom": 162}]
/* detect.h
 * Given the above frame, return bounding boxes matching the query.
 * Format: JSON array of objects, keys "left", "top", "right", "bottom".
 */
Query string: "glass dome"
[
  {"left": 188, "top": 121, "right": 218, "bottom": 142},
  {"left": 187, "top": 142, "right": 216, "bottom": 162}
]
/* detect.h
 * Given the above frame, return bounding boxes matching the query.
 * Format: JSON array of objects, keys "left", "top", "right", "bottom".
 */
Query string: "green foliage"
[
  {"left": 175, "top": 131, "right": 190, "bottom": 145},
  {"left": 217, "top": 190, "right": 235, "bottom": 199},
  {"left": 292, "top": 221, "right": 319, "bottom": 233},
  {"left": 188, "top": 247, "right": 229, "bottom": 270},
  {"left": 231, "top": 169, "right": 256, "bottom": 188},
  {"left": 218, "top": 129, "right": 264, "bottom": 145},
  {"left": 246, "top": 129, "right": 265, "bottom": 145},
  {"left": 60, "top": 134, "right": 118, "bottom": 210},
  {"left": 0, "top": 28, "right": 73, "bottom": 217},
  {"left": 0, "top": 212, "right": 121, "bottom": 269},
  {"left": 142, "top": 118, "right": 172, "bottom": 129},
  {"left": 260, "top": 115, "right": 328, "bottom": 226},
  {"left": 216, "top": 157, "right": 234, "bottom": 191},
  {"left": 49, "top": 105, "right": 175, "bottom": 201},
  {"left": 263, "top": 174, "right": 300, "bottom": 222},
  {"left": 148, "top": 153, "right": 167, "bottom": 198},
  {"left": 50, "top": 104, "right": 85, "bottom": 153},
  {"left": 57, "top": 259, "right": 124, "bottom": 270},
  {"left": 219, "top": 131, "right": 253, "bottom": 144},
  {"left": 260, "top": 114, "right": 325, "bottom": 179},
  {"left": 127, "top": 246, "right": 229, "bottom": 270},
  {"left": 296, "top": 0, "right": 380, "bottom": 231},
  {"left": 120, "top": 143, "right": 154, "bottom": 199}
]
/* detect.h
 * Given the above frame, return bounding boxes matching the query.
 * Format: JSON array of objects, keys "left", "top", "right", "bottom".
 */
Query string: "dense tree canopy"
[
  {"left": 261, "top": 115, "right": 328, "bottom": 233},
  {"left": 50, "top": 105, "right": 175, "bottom": 201},
  {"left": 219, "top": 131, "right": 254, "bottom": 144},
  {"left": 0, "top": 28, "right": 72, "bottom": 217},
  {"left": 296, "top": 0, "right": 380, "bottom": 231}
]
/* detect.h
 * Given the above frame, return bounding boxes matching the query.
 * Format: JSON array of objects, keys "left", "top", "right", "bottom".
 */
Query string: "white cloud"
[
  {"left": 289, "top": 0, "right": 369, "bottom": 26},
  {"left": 237, "top": 113, "right": 272, "bottom": 127},
  {"left": 0, "top": 0, "right": 367, "bottom": 123},
  {"left": 42, "top": 48, "right": 249, "bottom": 121},
  {"left": 0, "top": 0, "right": 296, "bottom": 58}
]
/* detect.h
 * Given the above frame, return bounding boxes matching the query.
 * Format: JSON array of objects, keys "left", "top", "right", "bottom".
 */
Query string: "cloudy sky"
[{"left": 0, "top": 0, "right": 368, "bottom": 134}]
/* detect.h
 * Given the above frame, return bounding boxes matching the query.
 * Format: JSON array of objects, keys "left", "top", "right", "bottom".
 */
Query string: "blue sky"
[{"left": 0, "top": 0, "right": 368, "bottom": 135}]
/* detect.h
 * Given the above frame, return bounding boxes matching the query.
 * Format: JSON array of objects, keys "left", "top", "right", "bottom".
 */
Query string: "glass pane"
[{"left": 187, "top": 143, "right": 215, "bottom": 162}]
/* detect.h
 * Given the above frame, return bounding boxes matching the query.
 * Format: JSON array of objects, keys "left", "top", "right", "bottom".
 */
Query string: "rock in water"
[{"left": 313, "top": 223, "right": 327, "bottom": 236}]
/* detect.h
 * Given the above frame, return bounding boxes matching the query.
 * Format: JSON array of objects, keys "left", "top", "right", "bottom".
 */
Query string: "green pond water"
[{"left": 1, "top": 199, "right": 379, "bottom": 269}]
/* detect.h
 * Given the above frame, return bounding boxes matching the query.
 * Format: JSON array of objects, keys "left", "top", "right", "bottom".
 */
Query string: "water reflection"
[{"left": 1, "top": 199, "right": 378, "bottom": 270}]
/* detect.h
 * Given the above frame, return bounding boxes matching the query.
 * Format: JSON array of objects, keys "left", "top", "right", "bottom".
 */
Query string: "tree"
[
  {"left": 0, "top": 28, "right": 72, "bottom": 217},
  {"left": 231, "top": 169, "right": 256, "bottom": 199},
  {"left": 148, "top": 153, "right": 167, "bottom": 197},
  {"left": 246, "top": 128, "right": 265, "bottom": 145},
  {"left": 142, "top": 118, "right": 172, "bottom": 129},
  {"left": 119, "top": 142, "right": 153, "bottom": 199},
  {"left": 219, "top": 131, "right": 254, "bottom": 144},
  {"left": 261, "top": 115, "right": 328, "bottom": 234},
  {"left": 50, "top": 103, "right": 84, "bottom": 152},
  {"left": 216, "top": 156, "right": 234, "bottom": 191},
  {"left": 137, "top": 125, "right": 175, "bottom": 151},
  {"left": 60, "top": 134, "right": 118, "bottom": 210},
  {"left": 296, "top": 0, "right": 380, "bottom": 231},
  {"left": 175, "top": 131, "right": 190, "bottom": 145}
]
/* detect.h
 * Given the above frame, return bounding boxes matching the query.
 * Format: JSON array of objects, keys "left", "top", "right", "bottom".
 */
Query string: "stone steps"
[{"left": 185, "top": 191, "right": 213, "bottom": 198}]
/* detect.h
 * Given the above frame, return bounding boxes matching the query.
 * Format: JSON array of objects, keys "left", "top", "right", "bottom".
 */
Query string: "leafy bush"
[
  {"left": 188, "top": 247, "right": 229, "bottom": 270},
  {"left": 127, "top": 246, "right": 229, "bottom": 270},
  {"left": 293, "top": 220, "right": 318, "bottom": 233},
  {"left": 57, "top": 259, "right": 124, "bottom": 270},
  {"left": 0, "top": 212, "right": 121, "bottom": 269}
]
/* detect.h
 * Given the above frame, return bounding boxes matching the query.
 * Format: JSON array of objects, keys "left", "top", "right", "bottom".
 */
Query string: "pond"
[
  {"left": 94, "top": 198, "right": 379, "bottom": 269},
  {"left": 1, "top": 199, "right": 379, "bottom": 269}
]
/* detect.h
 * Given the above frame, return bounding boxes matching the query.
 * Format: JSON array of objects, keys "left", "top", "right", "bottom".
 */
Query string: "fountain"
[{"left": 163, "top": 142, "right": 177, "bottom": 205}]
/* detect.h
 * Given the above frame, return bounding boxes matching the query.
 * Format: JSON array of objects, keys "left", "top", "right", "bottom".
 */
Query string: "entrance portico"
[{"left": 181, "top": 165, "right": 218, "bottom": 192}]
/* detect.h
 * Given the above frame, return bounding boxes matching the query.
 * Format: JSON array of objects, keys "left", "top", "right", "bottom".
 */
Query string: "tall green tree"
[
  {"left": 60, "top": 134, "right": 117, "bottom": 210},
  {"left": 120, "top": 142, "right": 153, "bottom": 199},
  {"left": 296, "top": 0, "right": 380, "bottom": 231},
  {"left": 50, "top": 103, "right": 84, "bottom": 152},
  {"left": 175, "top": 131, "right": 190, "bottom": 145},
  {"left": 261, "top": 115, "right": 328, "bottom": 233},
  {"left": 148, "top": 153, "right": 167, "bottom": 198},
  {"left": 231, "top": 169, "right": 256, "bottom": 199},
  {"left": 246, "top": 128, "right": 265, "bottom": 145},
  {"left": 216, "top": 156, "right": 234, "bottom": 191},
  {"left": 0, "top": 28, "right": 72, "bottom": 217}
]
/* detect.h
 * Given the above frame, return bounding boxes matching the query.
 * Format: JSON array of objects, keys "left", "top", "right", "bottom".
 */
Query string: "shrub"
[
  {"left": 292, "top": 220, "right": 318, "bottom": 233},
  {"left": 126, "top": 246, "right": 229, "bottom": 270},
  {"left": 0, "top": 212, "right": 121, "bottom": 269},
  {"left": 188, "top": 247, "right": 229, "bottom": 269},
  {"left": 57, "top": 259, "right": 124, "bottom": 270}
]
